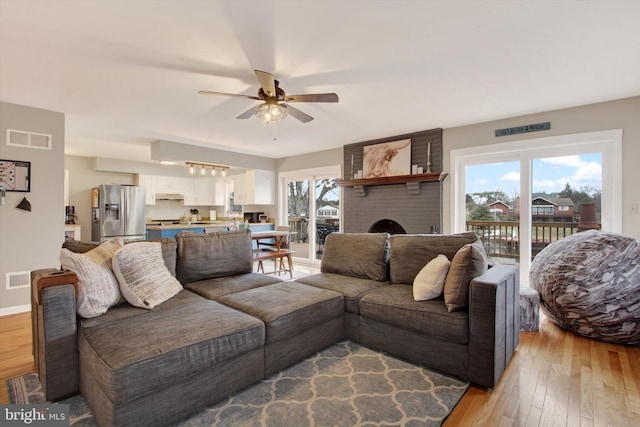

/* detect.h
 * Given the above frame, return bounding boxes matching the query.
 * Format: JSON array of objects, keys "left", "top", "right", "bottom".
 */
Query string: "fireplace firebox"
[{"left": 368, "top": 219, "right": 406, "bottom": 234}]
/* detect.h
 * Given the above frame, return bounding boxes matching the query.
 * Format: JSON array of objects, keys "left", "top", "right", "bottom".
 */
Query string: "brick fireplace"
[
  {"left": 342, "top": 181, "right": 442, "bottom": 233},
  {"left": 341, "top": 129, "right": 444, "bottom": 234}
]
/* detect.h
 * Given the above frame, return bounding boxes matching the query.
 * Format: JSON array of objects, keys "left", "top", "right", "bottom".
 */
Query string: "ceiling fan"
[{"left": 199, "top": 70, "right": 338, "bottom": 124}]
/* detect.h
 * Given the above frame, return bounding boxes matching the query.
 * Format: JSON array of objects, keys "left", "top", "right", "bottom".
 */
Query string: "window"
[{"left": 452, "top": 130, "right": 622, "bottom": 286}]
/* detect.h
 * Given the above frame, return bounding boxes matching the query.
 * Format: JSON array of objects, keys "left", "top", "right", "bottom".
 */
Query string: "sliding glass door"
[
  {"left": 279, "top": 166, "right": 341, "bottom": 265},
  {"left": 453, "top": 130, "right": 622, "bottom": 286}
]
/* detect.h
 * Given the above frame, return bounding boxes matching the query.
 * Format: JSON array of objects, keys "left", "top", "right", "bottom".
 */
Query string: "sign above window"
[{"left": 495, "top": 122, "right": 551, "bottom": 137}]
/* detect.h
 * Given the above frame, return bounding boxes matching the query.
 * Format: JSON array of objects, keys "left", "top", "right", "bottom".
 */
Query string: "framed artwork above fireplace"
[{"left": 362, "top": 139, "right": 411, "bottom": 178}]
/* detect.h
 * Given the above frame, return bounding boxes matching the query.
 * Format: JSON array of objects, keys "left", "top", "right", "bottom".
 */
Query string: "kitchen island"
[
  {"left": 146, "top": 221, "right": 274, "bottom": 239},
  {"left": 146, "top": 221, "right": 235, "bottom": 239}
]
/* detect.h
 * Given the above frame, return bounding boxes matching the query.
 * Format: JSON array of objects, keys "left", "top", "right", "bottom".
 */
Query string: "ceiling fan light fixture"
[{"left": 255, "top": 102, "right": 287, "bottom": 123}]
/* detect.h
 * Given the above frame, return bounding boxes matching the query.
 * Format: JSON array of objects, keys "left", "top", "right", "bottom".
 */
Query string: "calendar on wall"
[{"left": 0, "top": 159, "right": 31, "bottom": 192}]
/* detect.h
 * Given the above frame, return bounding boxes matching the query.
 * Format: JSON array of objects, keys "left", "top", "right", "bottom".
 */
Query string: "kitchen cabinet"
[
  {"left": 184, "top": 179, "right": 216, "bottom": 206},
  {"left": 155, "top": 176, "right": 187, "bottom": 194},
  {"left": 232, "top": 173, "right": 246, "bottom": 204},
  {"left": 136, "top": 174, "right": 157, "bottom": 205},
  {"left": 140, "top": 174, "right": 226, "bottom": 207},
  {"left": 214, "top": 179, "right": 226, "bottom": 206},
  {"left": 233, "top": 169, "right": 275, "bottom": 205}
]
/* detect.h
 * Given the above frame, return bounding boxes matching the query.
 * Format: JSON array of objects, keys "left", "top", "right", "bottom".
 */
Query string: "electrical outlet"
[{"left": 629, "top": 203, "right": 639, "bottom": 215}]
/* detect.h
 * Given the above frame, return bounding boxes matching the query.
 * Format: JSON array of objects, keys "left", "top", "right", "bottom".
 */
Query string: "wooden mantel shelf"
[{"left": 337, "top": 172, "right": 448, "bottom": 188}]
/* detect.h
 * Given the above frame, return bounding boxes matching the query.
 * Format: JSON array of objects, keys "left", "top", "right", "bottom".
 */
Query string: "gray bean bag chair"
[{"left": 530, "top": 230, "right": 640, "bottom": 345}]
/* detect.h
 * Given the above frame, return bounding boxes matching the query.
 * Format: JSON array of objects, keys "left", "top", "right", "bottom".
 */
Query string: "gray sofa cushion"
[
  {"left": 217, "top": 282, "right": 344, "bottom": 344},
  {"left": 321, "top": 233, "right": 390, "bottom": 281},
  {"left": 80, "top": 289, "right": 204, "bottom": 328},
  {"left": 389, "top": 233, "right": 479, "bottom": 285},
  {"left": 79, "top": 297, "right": 265, "bottom": 404},
  {"left": 185, "top": 273, "right": 283, "bottom": 300},
  {"left": 175, "top": 230, "right": 252, "bottom": 283},
  {"left": 295, "top": 272, "right": 389, "bottom": 314},
  {"left": 359, "top": 284, "right": 469, "bottom": 345}
]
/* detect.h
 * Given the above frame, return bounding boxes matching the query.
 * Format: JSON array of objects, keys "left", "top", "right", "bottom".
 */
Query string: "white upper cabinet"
[
  {"left": 232, "top": 173, "right": 246, "bottom": 205},
  {"left": 136, "top": 174, "right": 157, "bottom": 205},
  {"left": 137, "top": 171, "right": 271, "bottom": 207},
  {"left": 214, "top": 179, "right": 226, "bottom": 206},
  {"left": 234, "top": 169, "right": 275, "bottom": 205},
  {"left": 184, "top": 179, "right": 216, "bottom": 206},
  {"left": 155, "top": 176, "right": 187, "bottom": 194}
]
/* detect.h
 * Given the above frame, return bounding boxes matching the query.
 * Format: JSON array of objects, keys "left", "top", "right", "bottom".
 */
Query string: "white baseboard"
[{"left": 0, "top": 304, "right": 31, "bottom": 317}]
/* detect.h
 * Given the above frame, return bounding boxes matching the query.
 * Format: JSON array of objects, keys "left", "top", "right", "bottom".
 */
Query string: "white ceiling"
[{"left": 1, "top": 1, "right": 639, "bottom": 163}]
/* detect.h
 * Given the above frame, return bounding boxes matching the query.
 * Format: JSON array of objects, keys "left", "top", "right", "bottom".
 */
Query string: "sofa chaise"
[{"left": 31, "top": 229, "right": 519, "bottom": 426}]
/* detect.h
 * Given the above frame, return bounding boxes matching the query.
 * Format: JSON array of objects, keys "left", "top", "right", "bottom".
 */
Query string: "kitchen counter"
[
  {"left": 146, "top": 221, "right": 237, "bottom": 239},
  {"left": 146, "top": 221, "right": 235, "bottom": 230},
  {"left": 145, "top": 221, "right": 274, "bottom": 240}
]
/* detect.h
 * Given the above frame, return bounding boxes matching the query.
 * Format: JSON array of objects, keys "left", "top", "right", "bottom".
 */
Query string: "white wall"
[
  {"left": 0, "top": 102, "right": 65, "bottom": 314},
  {"left": 443, "top": 96, "right": 640, "bottom": 239}
]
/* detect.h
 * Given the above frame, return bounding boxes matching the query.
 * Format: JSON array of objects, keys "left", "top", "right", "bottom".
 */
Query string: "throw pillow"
[
  {"left": 413, "top": 254, "right": 451, "bottom": 301},
  {"left": 443, "top": 240, "right": 488, "bottom": 312},
  {"left": 112, "top": 242, "right": 183, "bottom": 309},
  {"left": 59, "top": 237, "right": 125, "bottom": 318}
]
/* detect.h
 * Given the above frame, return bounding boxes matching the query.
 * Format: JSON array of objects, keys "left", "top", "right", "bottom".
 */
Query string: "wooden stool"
[
  {"left": 253, "top": 249, "right": 294, "bottom": 278},
  {"left": 520, "top": 287, "right": 540, "bottom": 331}
]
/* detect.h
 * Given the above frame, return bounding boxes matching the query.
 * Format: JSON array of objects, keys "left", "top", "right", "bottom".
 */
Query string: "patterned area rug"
[{"left": 7, "top": 341, "right": 469, "bottom": 426}]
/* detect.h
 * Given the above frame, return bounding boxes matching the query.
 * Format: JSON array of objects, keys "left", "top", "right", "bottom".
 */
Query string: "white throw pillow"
[
  {"left": 60, "top": 238, "right": 125, "bottom": 318},
  {"left": 413, "top": 254, "right": 451, "bottom": 301},
  {"left": 112, "top": 242, "right": 183, "bottom": 309}
]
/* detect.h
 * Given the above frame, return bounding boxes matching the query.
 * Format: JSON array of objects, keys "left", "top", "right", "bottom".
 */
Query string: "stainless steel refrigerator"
[{"left": 91, "top": 185, "right": 146, "bottom": 241}]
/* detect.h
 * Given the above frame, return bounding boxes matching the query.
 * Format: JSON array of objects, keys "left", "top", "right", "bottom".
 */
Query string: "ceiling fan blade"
[
  {"left": 284, "top": 93, "right": 339, "bottom": 103},
  {"left": 254, "top": 70, "right": 276, "bottom": 97},
  {"left": 283, "top": 104, "right": 314, "bottom": 123},
  {"left": 236, "top": 105, "right": 261, "bottom": 119},
  {"left": 199, "top": 90, "right": 260, "bottom": 100}
]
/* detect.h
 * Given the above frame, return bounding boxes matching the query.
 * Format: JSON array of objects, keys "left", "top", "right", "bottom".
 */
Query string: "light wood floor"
[{"left": 2, "top": 311, "right": 639, "bottom": 426}]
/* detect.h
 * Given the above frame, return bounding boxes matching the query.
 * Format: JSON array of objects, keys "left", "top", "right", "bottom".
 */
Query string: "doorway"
[
  {"left": 279, "top": 166, "right": 341, "bottom": 266},
  {"left": 452, "top": 130, "right": 622, "bottom": 286}
]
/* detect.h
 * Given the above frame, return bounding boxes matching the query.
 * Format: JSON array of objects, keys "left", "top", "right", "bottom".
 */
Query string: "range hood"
[{"left": 155, "top": 193, "right": 184, "bottom": 201}]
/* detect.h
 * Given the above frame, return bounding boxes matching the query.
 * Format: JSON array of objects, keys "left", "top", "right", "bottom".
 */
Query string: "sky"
[{"left": 466, "top": 153, "right": 602, "bottom": 197}]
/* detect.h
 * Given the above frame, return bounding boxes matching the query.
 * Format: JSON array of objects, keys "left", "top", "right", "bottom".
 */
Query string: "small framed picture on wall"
[{"left": 0, "top": 159, "right": 31, "bottom": 192}]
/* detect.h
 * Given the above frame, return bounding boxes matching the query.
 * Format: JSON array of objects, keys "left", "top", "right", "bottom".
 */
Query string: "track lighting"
[{"left": 185, "top": 162, "right": 230, "bottom": 177}]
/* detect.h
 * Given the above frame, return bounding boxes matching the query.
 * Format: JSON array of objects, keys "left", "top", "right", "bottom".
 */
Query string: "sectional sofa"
[{"left": 31, "top": 229, "right": 519, "bottom": 427}]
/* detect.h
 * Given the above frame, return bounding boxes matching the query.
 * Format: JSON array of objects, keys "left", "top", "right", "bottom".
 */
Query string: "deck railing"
[
  {"left": 465, "top": 220, "right": 582, "bottom": 260},
  {"left": 287, "top": 218, "right": 585, "bottom": 261}
]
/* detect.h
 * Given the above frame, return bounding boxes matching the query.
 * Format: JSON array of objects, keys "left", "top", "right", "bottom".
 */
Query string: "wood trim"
[
  {"left": 337, "top": 172, "right": 448, "bottom": 187},
  {"left": 35, "top": 270, "right": 78, "bottom": 304}
]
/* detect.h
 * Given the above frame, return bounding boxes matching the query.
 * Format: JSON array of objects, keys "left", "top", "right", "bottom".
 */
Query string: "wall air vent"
[
  {"left": 6, "top": 271, "right": 31, "bottom": 290},
  {"left": 6, "top": 129, "right": 52, "bottom": 150}
]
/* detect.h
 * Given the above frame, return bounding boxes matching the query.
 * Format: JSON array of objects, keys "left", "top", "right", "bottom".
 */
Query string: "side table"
[{"left": 520, "top": 287, "right": 540, "bottom": 331}]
